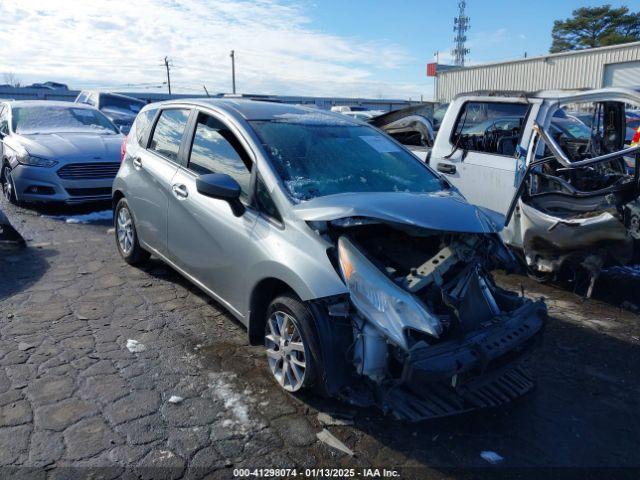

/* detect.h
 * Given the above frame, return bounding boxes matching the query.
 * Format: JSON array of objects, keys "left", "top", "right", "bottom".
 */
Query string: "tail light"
[
  {"left": 632, "top": 127, "right": 640, "bottom": 146},
  {"left": 120, "top": 135, "right": 128, "bottom": 162}
]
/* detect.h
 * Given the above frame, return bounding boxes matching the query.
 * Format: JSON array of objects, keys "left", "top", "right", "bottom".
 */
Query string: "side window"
[
  {"left": 148, "top": 109, "right": 190, "bottom": 162},
  {"left": 133, "top": 109, "right": 156, "bottom": 146},
  {"left": 255, "top": 176, "right": 281, "bottom": 223},
  {"left": 0, "top": 106, "right": 9, "bottom": 135},
  {"left": 188, "top": 113, "right": 252, "bottom": 198},
  {"left": 451, "top": 102, "right": 529, "bottom": 156},
  {"left": 76, "top": 93, "right": 87, "bottom": 104}
]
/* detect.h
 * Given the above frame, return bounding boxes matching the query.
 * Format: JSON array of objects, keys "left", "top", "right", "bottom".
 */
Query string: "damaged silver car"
[
  {"left": 402, "top": 88, "right": 640, "bottom": 293},
  {"left": 113, "top": 99, "right": 546, "bottom": 421}
]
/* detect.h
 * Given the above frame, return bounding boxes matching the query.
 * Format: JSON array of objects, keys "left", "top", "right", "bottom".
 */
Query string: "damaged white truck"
[{"left": 393, "top": 88, "right": 640, "bottom": 292}]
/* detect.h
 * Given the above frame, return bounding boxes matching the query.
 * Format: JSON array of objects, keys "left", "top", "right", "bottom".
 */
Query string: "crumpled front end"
[{"left": 322, "top": 219, "right": 546, "bottom": 421}]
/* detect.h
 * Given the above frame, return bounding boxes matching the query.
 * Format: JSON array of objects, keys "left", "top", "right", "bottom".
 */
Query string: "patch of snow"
[
  {"left": 273, "top": 112, "right": 354, "bottom": 126},
  {"left": 50, "top": 210, "right": 113, "bottom": 224},
  {"left": 168, "top": 395, "right": 183, "bottom": 404},
  {"left": 156, "top": 450, "right": 177, "bottom": 461},
  {"left": 208, "top": 372, "right": 252, "bottom": 428},
  {"left": 480, "top": 451, "right": 504, "bottom": 464},
  {"left": 126, "top": 339, "right": 146, "bottom": 353},
  {"left": 317, "top": 412, "right": 354, "bottom": 426}
]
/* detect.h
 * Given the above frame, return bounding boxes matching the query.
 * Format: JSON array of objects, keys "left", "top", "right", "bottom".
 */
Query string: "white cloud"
[{"left": 0, "top": 0, "right": 427, "bottom": 99}]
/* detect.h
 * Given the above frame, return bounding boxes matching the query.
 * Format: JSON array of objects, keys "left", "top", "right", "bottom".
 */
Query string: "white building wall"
[{"left": 437, "top": 42, "right": 640, "bottom": 102}]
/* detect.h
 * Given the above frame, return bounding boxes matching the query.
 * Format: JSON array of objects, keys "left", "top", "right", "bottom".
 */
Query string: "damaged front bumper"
[{"left": 384, "top": 299, "right": 546, "bottom": 421}]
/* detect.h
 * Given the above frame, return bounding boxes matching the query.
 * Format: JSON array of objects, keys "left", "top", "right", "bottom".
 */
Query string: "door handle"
[
  {"left": 437, "top": 162, "right": 456, "bottom": 174},
  {"left": 132, "top": 157, "right": 142, "bottom": 169},
  {"left": 172, "top": 183, "right": 188, "bottom": 198}
]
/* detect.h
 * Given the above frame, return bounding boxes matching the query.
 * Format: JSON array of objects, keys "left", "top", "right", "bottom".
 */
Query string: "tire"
[
  {"left": 114, "top": 198, "right": 150, "bottom": 265},
  {"left": 1, "top": 164, "right": 19, "bottom": 205},
  {"left": 264, "top": 293, "right": 324, "bottom": 394}
]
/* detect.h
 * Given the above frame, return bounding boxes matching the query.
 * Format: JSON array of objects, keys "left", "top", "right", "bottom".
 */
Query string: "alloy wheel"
[
  {"left": 117, "top": 206, "right": 135, "bottom": 256},
  {"left": 265, "top": 310, "right": 307, "bottom": 392},
  {"left": 1, "top": 166, "right": 13, "bottom": 202}
]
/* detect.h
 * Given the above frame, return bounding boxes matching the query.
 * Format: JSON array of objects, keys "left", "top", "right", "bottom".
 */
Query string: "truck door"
[{"left": 430, "top": 100, "right": 530, "bottom": 215}]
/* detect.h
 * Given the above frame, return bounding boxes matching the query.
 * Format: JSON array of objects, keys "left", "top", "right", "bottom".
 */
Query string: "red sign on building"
[{"left": 426, "top": 62, "right": 437, "bottom": 77}]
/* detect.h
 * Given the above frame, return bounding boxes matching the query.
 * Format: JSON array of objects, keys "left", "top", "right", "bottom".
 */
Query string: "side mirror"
[{"left": 196, "top": 173, "right": 245, "bottom": 217}]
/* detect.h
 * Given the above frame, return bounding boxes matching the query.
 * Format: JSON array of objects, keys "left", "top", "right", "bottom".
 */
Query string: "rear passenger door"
[
  {"left": 167, "top": 110, "right": 258, "bottom": 315},
  {"left": 128, "top": 107, "right": 190, "bottom": 254},
  {"left": 434, "top": 101, "right": 529, "bottom": 215}
]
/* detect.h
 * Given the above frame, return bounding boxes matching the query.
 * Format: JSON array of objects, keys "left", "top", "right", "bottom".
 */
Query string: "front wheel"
[
  {"left": 115, "top": 198, "right": 150, "bottom": 265},
  {"left": 1, "top": 164, "right": 18, "bottom": 205},
  {"left": 264, "top": 294, "right": 321, "bottom": 393}
]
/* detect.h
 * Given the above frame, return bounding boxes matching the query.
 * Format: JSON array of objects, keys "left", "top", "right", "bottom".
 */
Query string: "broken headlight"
[{"left": 337, "top": 236, "right": 442, "bottom": 350}]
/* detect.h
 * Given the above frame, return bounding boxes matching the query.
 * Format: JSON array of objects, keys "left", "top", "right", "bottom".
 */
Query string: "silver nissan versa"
[{"left": 113, "top": 99, "right": 547, "bottom": 421}]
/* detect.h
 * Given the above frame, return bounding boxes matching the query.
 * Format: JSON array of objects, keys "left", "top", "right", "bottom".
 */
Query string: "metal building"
[{"left": 436, "top": 41, "right": 640, "bottom": 102}]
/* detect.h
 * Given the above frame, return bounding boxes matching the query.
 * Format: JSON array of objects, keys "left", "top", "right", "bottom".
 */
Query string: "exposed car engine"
[{"left": 318, "top": 220, "right": 546, "bottom": 421}]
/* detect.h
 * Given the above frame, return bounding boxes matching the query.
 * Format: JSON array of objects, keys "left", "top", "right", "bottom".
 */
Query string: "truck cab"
[{"left": 411, "top": 89, "right": 640, "bottom": 287}]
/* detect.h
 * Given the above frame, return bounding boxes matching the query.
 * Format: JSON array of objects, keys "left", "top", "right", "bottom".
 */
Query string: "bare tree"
[{"left": 3, "top": 72, "right": 21, "bottom": 87}]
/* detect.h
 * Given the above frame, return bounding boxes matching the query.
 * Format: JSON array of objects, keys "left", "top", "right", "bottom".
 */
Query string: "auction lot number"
[{"left": 233, "top": 468, "right": 400, "bottom": 477}]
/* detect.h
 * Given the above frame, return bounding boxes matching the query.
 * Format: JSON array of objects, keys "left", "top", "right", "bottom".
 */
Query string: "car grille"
[
  {"left": 65, "top": 187, "right": 113, "bottom": 197},
  {"left": 57, "top": 162, "right": 120, "bottom": 180}
]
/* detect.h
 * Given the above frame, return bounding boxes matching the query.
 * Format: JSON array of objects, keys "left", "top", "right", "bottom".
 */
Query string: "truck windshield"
[
  {"left": 12, "top": 106, "right": 119, "bottom": 135},
  {"left": 100, "top": 95, "right": 145, "bottom": 113},
  {"left": 250, "top": 115, "right": 442, "bottom": 201}
]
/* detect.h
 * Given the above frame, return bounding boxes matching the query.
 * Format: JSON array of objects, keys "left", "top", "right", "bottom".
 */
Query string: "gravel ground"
[{"left": 0, "top": 198, "right": 639, "bottom": 479}]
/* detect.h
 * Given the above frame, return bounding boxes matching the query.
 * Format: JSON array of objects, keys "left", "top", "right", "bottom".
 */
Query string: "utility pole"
[
  {"left": 230, "top": 50, "right": 236, "bottom": 94},
  {"left": 164, "top": 56, "right": 172, "bottom": 95},
  {"left": 452, "top": 1, "right": 470, "bottom": 66}
]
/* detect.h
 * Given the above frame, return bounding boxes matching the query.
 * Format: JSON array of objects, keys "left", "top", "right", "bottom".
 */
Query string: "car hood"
[
  {"left": 291, "top": 191, "right": 504, "bottom": 234},
  {"left": 17, "top": 132, "right": 123, "bottom": 162}
]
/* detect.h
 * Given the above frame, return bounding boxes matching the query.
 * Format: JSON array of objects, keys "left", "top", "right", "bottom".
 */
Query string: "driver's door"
[
  {"left": 167, "top": 110, "right": 258, "bottom": 313},
  {"left": 435, "top": 101, "right": 529, "bottom": 215}
]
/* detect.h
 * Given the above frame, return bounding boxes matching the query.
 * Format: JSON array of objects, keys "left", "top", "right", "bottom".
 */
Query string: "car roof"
[
  {"left": 6, "top": 100, "right": 95, "bottom": 109},
  {"left": 149, "top": 98, "right": 360, "bottom": 123}
]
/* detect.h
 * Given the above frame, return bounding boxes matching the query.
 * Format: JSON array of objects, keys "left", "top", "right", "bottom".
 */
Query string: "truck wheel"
[{"left": 115, "top": 198, "right": 150, "bottom": 265}]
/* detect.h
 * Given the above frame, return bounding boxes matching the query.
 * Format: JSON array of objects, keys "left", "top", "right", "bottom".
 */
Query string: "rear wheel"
[
  {"left": 265, "top": 294, "right": 320, "bottom": 393},
  {"left": 115, "top": 198, "right": 150, "bottom": 265},
  {"left": 1, "top": 164, "right": 18, "bottom": 205}
]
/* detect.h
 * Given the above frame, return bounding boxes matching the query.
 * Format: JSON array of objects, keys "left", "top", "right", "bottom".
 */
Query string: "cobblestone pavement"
[{"left": 0, "top": 199, "right": 639, "bottom": 479}]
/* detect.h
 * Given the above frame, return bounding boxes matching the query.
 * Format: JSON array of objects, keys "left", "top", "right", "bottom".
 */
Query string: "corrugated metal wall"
[{"left": 437, "top": 42, "right": 640, "bottom": 102}]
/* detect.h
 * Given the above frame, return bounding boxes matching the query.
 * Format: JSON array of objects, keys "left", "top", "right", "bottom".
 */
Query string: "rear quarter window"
[{"left": 133, "top": 109, "right": 157, "bottom": 146}]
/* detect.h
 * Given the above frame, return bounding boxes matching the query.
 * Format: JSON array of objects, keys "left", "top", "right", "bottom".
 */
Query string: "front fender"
[{"left": 245, "top": 260, "right": 346, "bottom": 311}]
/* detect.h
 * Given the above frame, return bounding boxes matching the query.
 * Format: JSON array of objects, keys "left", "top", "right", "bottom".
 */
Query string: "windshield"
[
  {"left": 551, "top": 117, "right": 591, "bottom": 140},
  {"left": 250, "top": 116, "right": 442, "bottom": 201},
  {"left": 12, "top": 106, "right": 119, "bottom": 135},
  {"left": 100, "top": 95, "right": 144, "bottom": 114},
  {"left": 462, "top": 117, "right": 521, "bottom": 135}
]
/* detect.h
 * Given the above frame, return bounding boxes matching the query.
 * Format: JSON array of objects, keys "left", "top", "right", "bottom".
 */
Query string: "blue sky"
[
  {"left": 0, "top": 0, "right": 636, "bottom": 99},
  {"left": 302, "top": 0, "right": 638, "bottom": 98}
]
